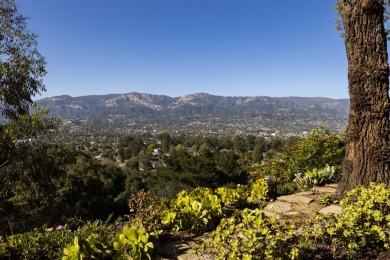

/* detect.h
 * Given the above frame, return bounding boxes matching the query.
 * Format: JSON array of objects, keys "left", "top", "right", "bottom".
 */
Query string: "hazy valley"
[{"left": 39, "top": 92, "right": 349, "bottom": 136}]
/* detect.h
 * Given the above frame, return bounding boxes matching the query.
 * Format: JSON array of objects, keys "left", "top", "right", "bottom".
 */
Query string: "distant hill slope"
[{"left": 38, "top": 92, "right": 350, "bottom": 118}]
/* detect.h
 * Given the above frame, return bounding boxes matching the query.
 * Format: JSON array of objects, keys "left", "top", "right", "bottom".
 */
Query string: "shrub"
[
  {"left": 248, "top": 178, "right": 268, "bottom": 202},
  {"left": 161, "top": 188, "right": 223, "bottom": 233},
  {"left": 302, "top": 183, "right": 390, "bottom": 258},
  {"left": 214, "top": 187, "right": 244, "bottom": 206},
  {"left": 294, "top": 165, "right": 338, "bottom": 191},
  {"left": 113, "top": 226, "right": 155, "bottom": 260},
  {"left": 253, "top": 126, "right": 344, "bottom": 184},
  {"left": 0, "top": 225, "right": 76, "bottom": 259},
  {"left": 0, "top": 220, "right": 117, "bottom": 259},
  {"left": 198, "top": 208, "right": 300, "bottom": 259},
  {"left": 128, "top": 190, "right": 166, "bottom": 232}
]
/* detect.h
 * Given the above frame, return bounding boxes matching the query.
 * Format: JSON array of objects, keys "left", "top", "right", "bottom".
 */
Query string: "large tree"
[
  {"left": 0, "top": 0, "right": 46, "bottom": 120},
  {"left": 0, "top": 0, "right": 60, "bottom": 233},
  {"left": 0, "top": 0, "right": 55, "bottom": 167},
  {"left": 336, "top": 0, "right": 390, "bottom": 195}
]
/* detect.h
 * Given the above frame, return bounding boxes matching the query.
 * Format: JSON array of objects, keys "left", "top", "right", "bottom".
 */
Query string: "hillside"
[{"left": 38, "top": 92, "right": 350, "bottom": 119}]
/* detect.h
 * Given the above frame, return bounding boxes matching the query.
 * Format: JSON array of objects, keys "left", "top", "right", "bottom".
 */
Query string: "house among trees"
[
  {"left": 152, "top": 149, "right": 163, "bottom": 157},
  {"left": 150, "top": 159, "right": 166, "bottom": 168}
]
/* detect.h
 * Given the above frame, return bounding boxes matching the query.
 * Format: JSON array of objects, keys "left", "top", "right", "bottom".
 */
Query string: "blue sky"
[{"left": 19, "top": 0, "right": 348, "bottom": 99}]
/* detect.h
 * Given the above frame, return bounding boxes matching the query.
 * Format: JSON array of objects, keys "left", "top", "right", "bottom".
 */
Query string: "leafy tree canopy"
[{"left": 0, "top": 0, "right": 46, "bottom": 120}]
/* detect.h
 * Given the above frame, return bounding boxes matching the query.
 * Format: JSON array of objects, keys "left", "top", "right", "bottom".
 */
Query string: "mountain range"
[{"left": 38, "top": 92, "right": 350, "bottom": 119}]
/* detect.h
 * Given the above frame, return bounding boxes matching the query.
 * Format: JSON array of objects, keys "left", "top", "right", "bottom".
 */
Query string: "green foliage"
[
  {"left": 209, "top": 178, "right": 268, "bottom": 207},
  {"left": 254, "top": 126, "right": 344, "bottom": 190},
  {"left": 7, "top": 184, "right": 390, "bottom": 259},
  {"left": 1, "top": 220, "right": 115, "bottom": 259},
  {"left": 275, "top": 182, "right": 297, "bottom": 195},
  {"left": 157, "top": 132, "right": 171, "bottom": 153},
  {"left": 62, "top": 237, "right": 82, "bottom": 260},
  {"left": 117, "top": 135, "right": 145, "bottom": 161},
  {"left": 159, "top": 149, "right": 248, "bottom": 198},
  {"left": 294, "top": 165, "right": 338, "bottom": 191},
  {"left": 319, "top": 194, "right": 338, "bottom": 205},
  {"left": 0, "top": 225, "right": 74, "bottom": 259},
  {"left": 252, "top": 144, "right": 264, "bottom": 163},
  {"left": 214, "top": 150, "right": 246, "bottom": 184},
  {"left": 127, "top": 190, "right": 166, "bottom": 232},
  {"left": 199, "top": 208, "right": 300, "bottom": 259},
  {"left": 59, "top": 155, "right": 125, "bottom": 219},
  {"left": 0, "top": 0, "right": 46, "bottom": 120},
  {"left": 0, "top": 143, "right": 129, "bottom": 235},
  {"left": 302, "top": 183, "right": 390, "bottom": 258},
  {"left": 287, "top": 126, "right": 344, "bottom": 173},
  {"left": 233, "top": 135, "right": 247, "bottom": 152},
  {"left": 71, "top": 220, "right": 116, "bottom": 259},
  {"left": 143, "top": 168, "right": 191, "bottom": 199},
  {"left": 164, "top": 149, "right": 219, "bottom": 187},
  {"left": 161, "top": 188, "right": 223, "bottom": 233},
  {"left": 248, "top": 178, "right": 268, "bottom": 202},
  {"left": 214, "top": 186, "right": 248, "bottom": 206},
  {"left": 0, "top": 144, "right": 74, "bottom": 234},
  {"left": 0, "top": 105, "right": 60, "bottom": 169},
  {"left": 113, "top": 226, "right": 154, "bottom": 260}
]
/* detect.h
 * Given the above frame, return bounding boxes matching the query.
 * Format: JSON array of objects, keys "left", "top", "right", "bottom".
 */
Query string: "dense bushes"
[
  {"left": 251, "top": 126, "right": 344, "bottom": 191},
  {"left": 0, "top": 180, "right": 269, "bottom": 259},
  {"left": 1, "top": 126, "right": 362, "bottom": 258},
  {"left": 199, "top": 209, "right": 300, "bottom": 259},
  {"left": 0, "top": 220, "right": 116, "bottom": 259},
  {"left": 1, "top": 125, "right": 344, "bottom": 236},
  {"left": 4, "top": 182, "right": 390, "bottom": 259},
  {"left": 198, "top": 183, "right": 390, "bottom": 259},
  {"left": 0, "top": 139, "right": 251, "bottom": 234},
  {"left": 294, "top": 165, "right": 339, "bottom": 191},
  {"left": 161, "top": 188, "right": 224, "bottom": 233},
  {"left": 302, "top": 183, "right": 390, "bottom": 258},
  {"left": 0, "top": 144, "right": 133, "bottom": 235}
]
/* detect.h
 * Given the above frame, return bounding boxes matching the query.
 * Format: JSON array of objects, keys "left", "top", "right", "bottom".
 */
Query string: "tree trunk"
[{"left": 337, "top": 0, "right": 390, "bottom": 196}]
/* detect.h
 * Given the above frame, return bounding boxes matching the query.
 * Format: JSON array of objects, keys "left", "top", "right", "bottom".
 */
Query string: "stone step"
[
  {"left": 319, "top": 205, "right": 342, "bottom": 215},
  {"left": 277, "top": 194, "right": 314, "bottom": 204},
  {"left": 264, "top": 201, "right": 292, "bottom": 213},
  {"left": 315, "top": 186, "right": 337, "bottom": 193}
]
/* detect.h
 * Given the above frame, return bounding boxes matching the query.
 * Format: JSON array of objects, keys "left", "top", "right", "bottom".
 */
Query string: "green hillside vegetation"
[
  {"left": 3, "top": 125, "right": 389, "bottom": 259},
  {"left": 2, "top": 0, "right": 390, "bottom": 258}
]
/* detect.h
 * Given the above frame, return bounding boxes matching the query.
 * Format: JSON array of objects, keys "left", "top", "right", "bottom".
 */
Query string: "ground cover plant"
[
  {"left": 198, "top": 208, "right": 300, "bottom": 259},
  {"left": 161, "top": 187, "right": 224, "bottom": 233},
  {"left": 301, "top": 183, "right": 390, "bottom": 259}
]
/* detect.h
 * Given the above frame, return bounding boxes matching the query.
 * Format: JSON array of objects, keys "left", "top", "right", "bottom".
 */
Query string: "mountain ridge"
[{"left": 38, "top": 92, "right": 350, "bottom": 119}]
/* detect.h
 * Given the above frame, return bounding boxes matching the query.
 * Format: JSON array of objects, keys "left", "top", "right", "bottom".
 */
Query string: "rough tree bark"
[{"left": 337, "top": 0, "right": 390, "bottom": 196}]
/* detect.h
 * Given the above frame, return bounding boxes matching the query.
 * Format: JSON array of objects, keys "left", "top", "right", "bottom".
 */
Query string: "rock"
[
  {"left": 316, "top": 187, "right": 337, "bottom": 193},
  {"left": 295, "top": 227, "right": 304, "bottom": 235},
  {"left": 295, "top": 191, "right": 313, "bottom": 196},
  {"left": 265, "top": 201, "right": 292, "bottom": 213},
  {"left": 160, "top": 241, "right": 191, "bottom": 259},
  {"left": 262, "top": 210, "right": 281, "bottom": 219},
  {"left": 178, "top": 251, "right": 212, "bottom": 260},
  {"left": 174, "top": 244, "right": 191, "bottom": 253},
  {"left": 164, "top": 242, "right": 189, "bottom": 254},
  {"left": 277, "top": 195, "right": 314, "bottom": 204},
  {"left": 319, "top": 205, "right": 342, "bottom": 215},
  {"left": 161, "top": 241, "right": 213, "bottom": 260},
  {"left": 284, "top": 211, "right": 299, "bottom": 216}
]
